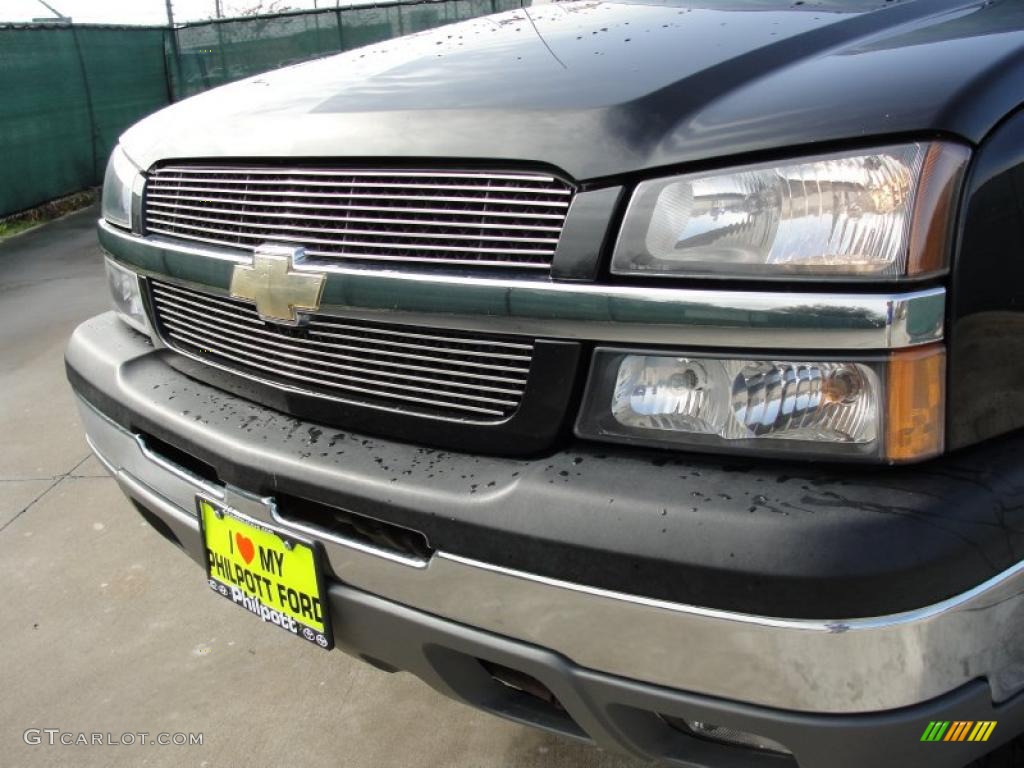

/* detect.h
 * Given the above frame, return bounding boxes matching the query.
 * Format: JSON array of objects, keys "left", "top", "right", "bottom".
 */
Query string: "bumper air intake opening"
[
  {"left": 660, "top": 715, "right": 794, "bottom": 759},
  {"left": 137, "top": 431, "right": 222, "bottom": 488},
  {"left": 273, "top": 493, "right": 434, "bottom": 563},
  {"left": 475, "top": 659, "right": 587, "bottom": 740},
  {"left": 420, "top": 645, "right": 588, "bottom": 741}
]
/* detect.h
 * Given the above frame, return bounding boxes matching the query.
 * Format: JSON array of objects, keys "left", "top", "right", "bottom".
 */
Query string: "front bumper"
[{"left": 67, "top": 312, "right": 1024, "bottom": 766}]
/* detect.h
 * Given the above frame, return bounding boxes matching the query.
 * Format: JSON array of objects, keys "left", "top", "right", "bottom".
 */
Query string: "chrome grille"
[
  {"left": 149, "top": 281, "right": 534, "bottom": 420},
  {"left": 143, "top": 166, "right": 574, "bottom": 270}
]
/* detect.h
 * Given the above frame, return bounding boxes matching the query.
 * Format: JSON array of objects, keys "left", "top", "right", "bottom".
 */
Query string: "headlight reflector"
[
  {"left": 105, "top": 258, "right": 150, "bottom": 335},
  {"left": 577, "top": 346, "right": 944, "bottom": 462},
  {"left": 612, "top": 355, "right": 880, "bottom": 445},
  {"left": 612, "top": 143, "right": 969, "bottom": 280},
  {"left": 101, "top": 145, "right": 142, "bottom": 230}
]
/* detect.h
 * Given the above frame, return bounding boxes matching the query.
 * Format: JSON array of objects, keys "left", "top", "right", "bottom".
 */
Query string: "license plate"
[{"left": 198, "top": 497, "right": 333, "bottom": 650}]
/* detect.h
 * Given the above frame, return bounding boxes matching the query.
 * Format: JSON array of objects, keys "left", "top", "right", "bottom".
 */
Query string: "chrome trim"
[
  {"left": 156, "top": 167, "right": 564, "bottom": 182},
  {"left": 100, "top": 222, "right": 946, "bottom": 350},
  {"left": 159, "top": 327, "right": 523, "bottom": 409},
  {"left": 307, "top": 329, "right": 531, "bottom": 357},
  {"left": 145, "top": 194, "right": 566, "bottom": 209},
  {"left": 146, "top": 221, "right": 561, "bottom": 255},
  {"left": 148, "top": 211, "right": 563, "bottom": 243},
  {"left": 196, "top": 491, "right": 431, "bottom": 570},
  {"left": 77, "top": 392, "right": 1024, "bottom": 714},
  {"left": 145, "top": 165, "right": 572, "bottom": 270},
  {"left": 83, "top": 401, "right": 427, "bottom": 570},
  {"left": 267, "top": 499, "right": 430, "bottom": 570},
  {"left": 132, "top": 432, "right": 225, "bottom": 501},
  {"left": 145, "top": 194, "right": 568, "bottom": 221},
  {"left": 148, "top": 279, "right": 534, "bottom": 419},
  {"left": 156, "top": 308, "right": 530, "bottom": 385},
  {"left": 154, "top": 282, "right": 534, "bottom": 353},
  {"left": 151, "top": 303, "right": 533, "bottom": 375},
  {"left": 145, "top": 201, "right": 565, "bottom": 231},
  {"left": 151, "top": 330, "right": 520, "bottom": 426},
  {"left": 149, "top": 182, "right": 571, "bottom": 200},
  {"left": 145, "top": 226, "right": 556, "bottom": 268}
]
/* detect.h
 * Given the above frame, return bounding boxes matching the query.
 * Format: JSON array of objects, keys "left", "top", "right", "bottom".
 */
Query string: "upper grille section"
[
  {"left": 143, "top": 166, "right": 574, "bottom": 271},
  {"left": 149, "top": 280, "right": 534, "bottom": 421}
]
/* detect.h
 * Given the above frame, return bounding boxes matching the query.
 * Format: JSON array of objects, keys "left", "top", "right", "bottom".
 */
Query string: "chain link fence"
[
  {"left": 0, "top": 0, "right": 525, "bottom": 218},
  {"left": 169, "top": 1, "right": 522, "bottom": 100},
  {"left": 0, "top": 23, "right": 169, "bottom": 218}
]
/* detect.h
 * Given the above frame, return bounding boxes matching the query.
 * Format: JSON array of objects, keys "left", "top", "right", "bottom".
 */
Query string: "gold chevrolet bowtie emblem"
[{"left": 230, "top": 245, "right": 325, "bottom": 324}]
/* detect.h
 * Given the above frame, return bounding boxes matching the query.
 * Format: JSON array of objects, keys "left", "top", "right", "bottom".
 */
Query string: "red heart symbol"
[{"left": 235, "top": 532, "right": 256, "bottom": 565}]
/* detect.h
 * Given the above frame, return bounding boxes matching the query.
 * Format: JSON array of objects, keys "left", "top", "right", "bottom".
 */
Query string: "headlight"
[
  {"left": 101, "top": 145, "right": 143, "bottom": 230},
  {"left": 105, "top": 258, "right": 151, "bottom": 335},
  {"left": 576, "top": 346, "right": 944, "bottom": 463},
  {"left": 612, "top": 143, "right": 969, "bottom": 280}
]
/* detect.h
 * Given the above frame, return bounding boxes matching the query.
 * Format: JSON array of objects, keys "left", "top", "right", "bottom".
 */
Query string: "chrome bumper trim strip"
[
  {"left": 99, "top": 220, "right": 945, "bottom": 350},
  {"left": 78, "top": 395, "right": 1024, "bottom": 714}
]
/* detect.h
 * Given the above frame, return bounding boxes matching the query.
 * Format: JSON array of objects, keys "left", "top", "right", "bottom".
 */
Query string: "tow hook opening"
[
  {"left": 660, "top": 714, "right": 794, "bottom": 758},
  {"left": 480, "top": 659, "right": 565, "bottom": 710},
  {"left": 274, "top": 493, "right": 434, "bottom": 563},
  {"left": 475, "top": 658, "right": 586, "bottom": 739},
  {"left": 137, "top": 430, "right": 222, "bottom": 488}
]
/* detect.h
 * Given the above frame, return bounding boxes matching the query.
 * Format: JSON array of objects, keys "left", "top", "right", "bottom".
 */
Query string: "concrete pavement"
[{"left": 0, "top": 206, "right": 643, "bottom": 767}]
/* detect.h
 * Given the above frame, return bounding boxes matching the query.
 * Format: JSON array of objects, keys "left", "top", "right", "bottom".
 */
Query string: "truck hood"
[{"left": 122, "top": 0, "right": 1024, "bottom": 181}]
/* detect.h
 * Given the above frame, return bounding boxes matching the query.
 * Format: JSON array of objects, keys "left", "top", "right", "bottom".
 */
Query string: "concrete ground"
[{"left": 0, "top": 206, "right": 643, "bottom": 767}]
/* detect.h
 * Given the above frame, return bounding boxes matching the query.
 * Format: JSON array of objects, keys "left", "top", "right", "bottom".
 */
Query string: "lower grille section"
[{"left": 149, "top": 280, "right": 533, "bottom": 421}]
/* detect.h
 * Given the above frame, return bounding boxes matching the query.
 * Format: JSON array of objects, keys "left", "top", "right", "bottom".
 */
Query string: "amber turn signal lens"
[
  {"left": 885, "top": 344, "right": 945, "bottom": 462},
  {"left": 907, "top": 143, "right": 971, "bottom": 277}
]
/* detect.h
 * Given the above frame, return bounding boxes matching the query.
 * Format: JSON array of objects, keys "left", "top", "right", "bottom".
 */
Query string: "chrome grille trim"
[
  {"left": 145, "top": 211, "right": 561, "bottom": 243},
  {"left": 145, "top": 194, "right": 568, "bottom": 220},
  {"left": 154, "top": 167, "right": 563, "bottom": 181},
  {"left": 144, "top": 166, "right": 574, "bottom": 270},
  {"left": 145, "top": 219, "right": 557, "bottom": 253},
  {"left": 148, "top": 187, "right": 570, "bottom": 207},
  {"left": 149, "top": 281, "right": 534, "bottom": 420},
  {"left": 147, "top": 176, "right": 573, "bottom": 196},
  {"left": 101, "top": 221, "right": 949, "bottom": 351},
  {"left": 144, "top": 202, "right": 564, "bottom": 232}
]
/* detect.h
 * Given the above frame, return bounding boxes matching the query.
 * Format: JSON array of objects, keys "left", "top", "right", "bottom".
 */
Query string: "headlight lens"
[
  {"left": 101, "top": 145, "right": 142, "bottom": 230},
  {"left": 612, "top": 356, "right": 880, "bottom": 443},
  {"left": 105, "top": 258, "right": 150, "bottom": 335},
  {"left": 577, "top": 347, "right": 944, "bottom": 462},
  {"left": 612, "top": 143, "right": 969, "bottom": 280}
]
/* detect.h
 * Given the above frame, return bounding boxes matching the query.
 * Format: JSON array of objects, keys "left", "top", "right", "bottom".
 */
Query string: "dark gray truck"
[{"left": 67, "top": 1, "right": 1024, "bottom": 766}]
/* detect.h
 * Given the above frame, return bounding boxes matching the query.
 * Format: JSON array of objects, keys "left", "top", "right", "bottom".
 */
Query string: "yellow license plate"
[{"left": 198, "top": 498, "right": 333, "bottom": 650}]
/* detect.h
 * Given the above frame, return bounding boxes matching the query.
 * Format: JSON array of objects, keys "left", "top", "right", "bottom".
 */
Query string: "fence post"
[
  {"left": 165, "top": 24, "right": 183, "bottom": 101},
  {"left": 69, "top": 25, "right": 100, "bottom": 181},
  {"left": 216, "top": 21, "right": 228, "bottom": 85}
]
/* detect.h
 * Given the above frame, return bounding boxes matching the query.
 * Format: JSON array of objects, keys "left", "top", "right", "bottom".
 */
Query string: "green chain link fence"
[
  {"left": 168, "top": 1, "right": 522, "bottom": 100},
  {"left": 0, "top": 23, "right": 169, "bottom": 218},
  {"left": 0, "top": 0, "right": 525, "bottom": 218}
]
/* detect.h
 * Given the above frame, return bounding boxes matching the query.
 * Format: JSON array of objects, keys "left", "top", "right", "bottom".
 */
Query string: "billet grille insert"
[
  {"left": 149, "top": 281, "right": 534, "bottom": 420},
  {"left": 143, "top": 166, "right": 574, "bottom": 270}
]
